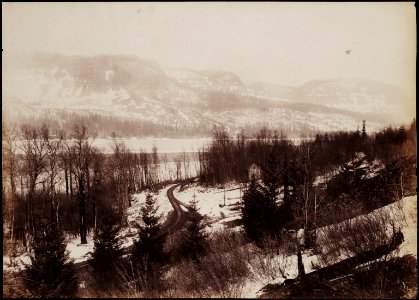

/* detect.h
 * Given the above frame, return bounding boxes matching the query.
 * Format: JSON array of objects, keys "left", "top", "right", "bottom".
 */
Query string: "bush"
[
  {"left": 166, "top": 229, "right": 251, "bottom": 297},
  {"left": 315, "top": 205, "right": 395, "bottom": 266},
  {"left": 352, "top": 255, "right": 417, "bottom": 298},
  {"left": 3, "top": 271, "right": 35, "bottom": 298},
  {"left": 115, "top": 258, "right": 167, "bottom": 297}
]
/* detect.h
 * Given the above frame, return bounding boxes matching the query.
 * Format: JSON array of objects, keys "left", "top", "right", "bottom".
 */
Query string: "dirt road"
[{"left": 74, "top": 182, "right": 189, "bottom": 296}]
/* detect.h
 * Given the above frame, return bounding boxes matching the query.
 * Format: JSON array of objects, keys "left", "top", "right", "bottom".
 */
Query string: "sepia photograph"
[{"left": 2, "top": 2, "right": 417, "bottom": 298}]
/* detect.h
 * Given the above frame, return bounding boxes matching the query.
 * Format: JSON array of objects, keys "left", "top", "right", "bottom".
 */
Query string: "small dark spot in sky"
[
  {"left": 137, "top": 9, "right": 141, "bottom": 13},
  {"left": 345, "top": 49, "right": 351, "bottom": 55}
]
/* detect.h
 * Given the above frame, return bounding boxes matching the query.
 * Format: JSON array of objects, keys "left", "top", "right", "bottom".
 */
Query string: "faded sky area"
[{"left": 2, "top": 2, "right": 416, "bottom": 92}]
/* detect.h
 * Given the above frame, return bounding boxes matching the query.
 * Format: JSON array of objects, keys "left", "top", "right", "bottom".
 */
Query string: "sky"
[{"left": 2, "top": 2, "right": 416, "bottom": 93}]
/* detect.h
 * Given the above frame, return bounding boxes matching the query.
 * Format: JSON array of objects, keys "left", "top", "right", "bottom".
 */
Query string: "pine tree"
[
  {"left": 182, "top": 194, "right": 208, "bottom": 262},
  {"left": 131, "top": 193, "right": 165, "bottom": 291},
  {"left": 283, "top": 155, "right": 290, "bottom": 204},
  {"left": 132, "top": 193, "right": 164, "bottom": 264},
  {"left": 261, "top": 145, "right": 294, "bottom": 236},
  {"left": 24, "top": 219, "right": 78, "bottom": 298},
  {"left": 241, "top": 179, "right": 277, "bottom": 245},
  {"left": 362, "top": 120, "right": 367, "bottom": 141},
  {"left": 90, "top": 221, "right": 123, "bottom": 291},
  {"left": 288, "top": 157, "right": 303, "bottom": 226},
  {"left": 263, "top": 143, "right": 282, "bottom": 200}
]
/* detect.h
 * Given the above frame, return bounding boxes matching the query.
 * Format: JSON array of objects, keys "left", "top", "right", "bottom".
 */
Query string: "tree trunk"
[
  {"left": 400, "top": 171, "right": 404, "bottom": 199},
  {"left": 86, "top": 162, "right": 91, "bottom": 204},
  {"left": 50, "top": 194, "right": 55, "bottom": 223},
  {"left": 124, "top": 184, "right": 128, "bottom": 225},
  {"left": 92, "top": 193, "right": 96, "bottom": 232},
  {"left": 297, "top": 248, "right": 305, "bottom": 277},
  {"left": 118, "top": 176, "right": 123, "bottom": 225},
  {"left": 25, "top": 193, "right": 31, "bottom": 252},
  {"left": 64, "top": 164, "right": 69, "bottom": 201},
  {"left": 69, "top": 164, "right": 74, "bottom": 199},
  {"left": 9, "top": 172, "right": 16, "bottom": 241},
  {"left": 78, "top": 176, "right": 87, "bottom": 244},
  {"left": 128, "top": 185, "right": 132, "bottom": 207},
  {"left": 50, "top": 175, "right": 55, "bottom": 223},
  {"left": 56, "top": 197, "right": 60, "bottom": 229},
  {"left": 28, "top": 178, "right": 36, "bottom": 236}
]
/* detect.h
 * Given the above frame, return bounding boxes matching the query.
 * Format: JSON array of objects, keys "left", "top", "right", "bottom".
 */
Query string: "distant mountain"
[
  {"left": 2, "top": 53, "right": 412, "bottom": 138},
  {"left": 248, "top": 82, "right": 295, "bottom": 101},
  {"left": 292, "top": 78, "right": 411, "bottom": 120}
]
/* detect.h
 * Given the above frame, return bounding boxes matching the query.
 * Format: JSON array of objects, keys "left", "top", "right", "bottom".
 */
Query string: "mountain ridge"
[{"left": 3, "top": 52, "right": 412, "bottom": 137}]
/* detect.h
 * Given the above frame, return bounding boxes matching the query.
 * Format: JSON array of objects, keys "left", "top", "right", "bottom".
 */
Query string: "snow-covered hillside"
[
  {"left": 244, "top": 195, "right": 417, "bottom": 298},
  {"left": 170, "top": 182, "right": 417, "bottom": 298},
  {"left": 3, "top": 53, "right": 411, "bottom": 137},
  {"left": 293, "top": 78, "right": 412, "bottom": 119},
  {"left": 3, "top": 179, "right": 416, "bottom": 299}
]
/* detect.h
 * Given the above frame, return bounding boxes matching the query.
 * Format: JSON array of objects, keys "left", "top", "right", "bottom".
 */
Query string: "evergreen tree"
[
  {"left": 241, "top": 179, "right": 277, "bottom": 245},
  {"left": 362, "top": 120, "right": 367, "bottom": 141},
  {"left": 181, "top": 194, "right": 208, "bottom": 262},
  {"left": 132, "top": 193, "right": 164, "bottom": 263},
  {"left": 262, "top": 144, "right": 294, "bottom": 233},
  {"left": 283, "top": 155, "right": 290, "bottom": 204},
  {"left": 24, "top": 219, "right": 78, "bottom": 298},
  {"left": 277, "top": 200, "right": 293, "bottom": 231},
  {"left": 263, "top": 143, "right": 282, "bottom": 200},
  {"left": 287, "top": 157, "right": 305, "bottom": 226},
  {"left": 90, "top": 221, "right": 123, "bottom": 291},
  {"left": 131, "top": 193, "right": 165, "bottom": 291}
]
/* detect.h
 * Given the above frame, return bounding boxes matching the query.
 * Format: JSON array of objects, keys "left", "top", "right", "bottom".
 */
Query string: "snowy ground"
[
  {"left": 185, "top": 194, "right": 416, "bottom": 298},
  {"left": 3, "top": 184, "right": 177, "bottom": 271},
  {"left": 4, "top": 182, "right": 416, "bottom": 299},
  {"left": 65, "top": 185, "right": 177, "bottom": 262},
  {"left": 313, "top": 152, "right": 385, "bottom": 186},
  {"left": 173, "top": 182, "right": 244, "bottom": 234},
  {"left": 246, "top": 195, "right": 418, "bottom": 298}
]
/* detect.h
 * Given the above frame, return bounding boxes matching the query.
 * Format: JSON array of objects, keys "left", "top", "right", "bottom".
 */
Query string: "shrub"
[
  {"left": 353, "top": 255, "right": 417, "bottom": 298},
  {"left": 166, "top": 229, "right": 251, "bottom": 297}
]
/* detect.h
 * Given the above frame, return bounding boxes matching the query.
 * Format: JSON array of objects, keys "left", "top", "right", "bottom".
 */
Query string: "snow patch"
[{"left": 173, "top": 182, "right": 244, "bottom": 233}]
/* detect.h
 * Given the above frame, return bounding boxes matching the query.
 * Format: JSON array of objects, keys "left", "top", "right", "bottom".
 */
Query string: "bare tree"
[
  {"left": 175, "top": 155, "right": 182, "bottom": 181},
  {"left": 151, "top": 145, "right": 159, "bottom": 185},
  {"left": 41, "top": 125, "right": 64, "bottom": 226},
  {"left": 110, "top": 133, "right": 131, "bottom": 225},
  {"left": 70, "top": 124, "right": 94, "bottom": 244},
  {"left": 2, "top": 123, "right": 19, "bottom": 241},
  {"left": 161, "top": 153, "right": 168, "bottom": 181},
  {"left": 19, "top": 124, "right": 48, "bottom": 249},
  {"left": 182, "top": 151, "right": 190, "bottom": 180},
  {"left": 140, "top": 150, "right": 149, "bottom": 186},
  {"left": 91, "top": 148, "right": 105, "bottom": 232}
]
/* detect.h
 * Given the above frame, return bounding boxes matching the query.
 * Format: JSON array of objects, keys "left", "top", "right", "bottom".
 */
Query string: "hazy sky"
[{"left": 2, "top": 2, "right": 416, "bottom": 91}]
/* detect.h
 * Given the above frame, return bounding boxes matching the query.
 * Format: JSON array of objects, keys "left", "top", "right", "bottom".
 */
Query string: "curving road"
[
  {"left": 74, "top": 182, "right": 189, "bottom": 295},
  {"left": 157, "top": 183, "right": 189, "bottom": 237}
]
